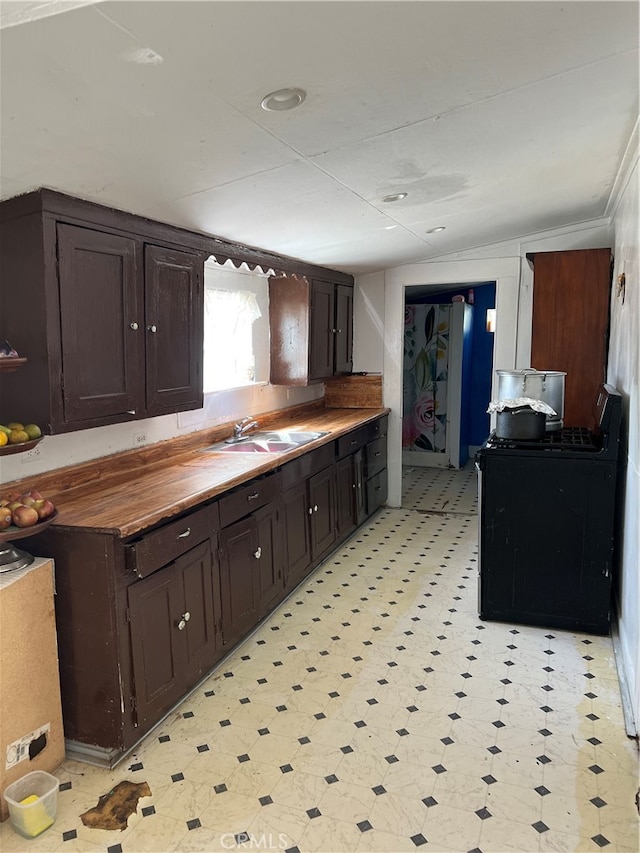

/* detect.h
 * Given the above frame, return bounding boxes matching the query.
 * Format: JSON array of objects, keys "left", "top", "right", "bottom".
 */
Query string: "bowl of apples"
[{"left": 0, "top": 490, "right": 58, "bottom": 542}]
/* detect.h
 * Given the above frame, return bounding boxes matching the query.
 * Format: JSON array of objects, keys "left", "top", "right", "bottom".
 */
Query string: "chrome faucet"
[{"left": 232, "top": 416, "right": 259, "bottom": 441}]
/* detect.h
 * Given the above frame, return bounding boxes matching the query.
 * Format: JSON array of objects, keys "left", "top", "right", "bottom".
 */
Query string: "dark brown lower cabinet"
[
  {"left": 219, "top": 517, "right": 261, "bottom": 648},
  {"left": 128, "top": 540, "right": 217, "bottom": 729},
  {"left": 282, "top": 480, "right": 313, "bottom": 588},
  {"left": 354, "top": 449, "right": 367, "bottom": 524},
  {"left": 366, "top": 467, "right": 388, "bottom": 515},
  {"left": 309, "top": 465, "right": 336, "bottom": 557},
  {"left": 335, "top": 455, "right": 357, "bottom": 540},
  {"left": 255, "top": 502, "right": 285, "bottom": 615}
]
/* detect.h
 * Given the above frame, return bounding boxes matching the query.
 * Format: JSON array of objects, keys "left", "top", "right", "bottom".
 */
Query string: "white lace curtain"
[{"left": 203, "top": 288, "right": 262, "bottom": 392}]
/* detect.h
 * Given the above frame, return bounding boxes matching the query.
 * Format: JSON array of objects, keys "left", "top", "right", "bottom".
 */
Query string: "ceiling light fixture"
[
  {"left": 382, "top": 193, "right": 407, "bottom": 203},
  {"left": 426, "top": 226, "right": 446, "bottom": 233},
  {"left": 261, "top": 88, "right": 306, "bottom": 111}
]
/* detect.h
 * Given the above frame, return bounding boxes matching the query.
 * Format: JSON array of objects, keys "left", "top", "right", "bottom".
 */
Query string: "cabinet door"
[
  {"left": 282, "top": 481, "right": 312, "bottom": 587},
  {"left": 179, "top": 540, "right": 219, "bottom": 686},
  {"left": 219, "top": 517, "right": 260, "bottom": 647},
  {"left": 128, "top": 564, "right": 186, "bottom": 729},
  {"left": 57, "top": 224, "right": 143, "bottom": 425},
  {"left": 335, "top": 455, "right": 356, "bottom": 541},
  {"left": 354, "top": 449, "right": 367, "bottom": 524},
  {"left": 309, "top": 465, "right": 336, "bottom": 559},
  {"left": 255, "top": 502, "right": 284, "bottom": 616},
  {"left": 530, "top": 249, "right": 611, "bottom": 427},
  {"left": 334, "top": 285, "right": 353, "bottom": 374},
  {"left": 145, "top": 245, "right": 203, "bottom": 416},
  {"left": 309, "top": 280, "right": 335, "bottom": 380}
]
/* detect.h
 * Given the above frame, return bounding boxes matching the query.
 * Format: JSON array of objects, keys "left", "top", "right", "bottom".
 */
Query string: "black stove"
[
  {"left": 475, "top": 384, "right": 622, "bottom": 635},
  {"left": 483, "top": 384, "right": 621, "bottom": 458},
  {"left": 485, "top": 426, "right": 600, "bottom": 452}
]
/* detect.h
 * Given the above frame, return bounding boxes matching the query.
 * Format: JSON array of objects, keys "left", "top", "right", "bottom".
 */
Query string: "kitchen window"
[{"left": 203, "top": 259, "right": 270, "bottom": 393}]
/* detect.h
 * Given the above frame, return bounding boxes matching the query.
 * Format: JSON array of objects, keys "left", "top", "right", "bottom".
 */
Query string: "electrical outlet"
[
  {"left": 21, "top": 445, "right": 41, "bottom": 463},
  {"left": 134, "top": 432, "right": 147, "bottom": 446}
]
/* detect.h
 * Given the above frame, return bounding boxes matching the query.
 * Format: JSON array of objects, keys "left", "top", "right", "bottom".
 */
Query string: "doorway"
[
  {"left": 382, "top": 257, "right": 522, "bottom": 508},
  {"left": 402, "top": 282, "right": 496, "bottom": 486}
]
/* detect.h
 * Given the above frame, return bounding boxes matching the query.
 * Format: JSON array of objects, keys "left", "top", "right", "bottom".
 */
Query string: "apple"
[
  {"left": 12, "top": 506, "right": 39, "bottom": 527},
  {"left": 0, "top": 499, "right": 9, "bottom": 508},
  {"left": 35, "top": 500, "right": 55, "bottom": 521},
  {"left": 19, "top": 495, "right": 36, "bottom": 507},
  {"left": 7, "top": 501, "right": 23, "bottom": 511},
  {"left": 5, "top": 491, "right": 20, "bottom": 502},
  {"left": 0, "top": 507, "right": 12, "bottom": 530},
  {"left": 27, "top": 491, "right": 43, "bottom": 501}
]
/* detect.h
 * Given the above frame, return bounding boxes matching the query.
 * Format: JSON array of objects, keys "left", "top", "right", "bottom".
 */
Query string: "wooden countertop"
[{"left": 27, "top": 407, "right": 388, "bottom": 538}]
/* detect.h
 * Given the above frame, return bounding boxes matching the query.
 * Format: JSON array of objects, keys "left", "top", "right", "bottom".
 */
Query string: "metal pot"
[
  {"left": 496, "top": 369, "right": 566, "bottom": 431},
  {"left": 495, "top": 406, "right": 547, "bottom": 440}
]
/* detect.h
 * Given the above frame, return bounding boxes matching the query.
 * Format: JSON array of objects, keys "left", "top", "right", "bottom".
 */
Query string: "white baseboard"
[{"left": 611, "top": 617, "right": 638, "bottom": 738}]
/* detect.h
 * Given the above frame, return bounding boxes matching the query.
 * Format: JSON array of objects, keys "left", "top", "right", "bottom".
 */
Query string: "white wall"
[
  {"left": 353, "top": 270, "right": 385, "bottom": 373},
  {"left": 608, "top": 147, "right": 639, "bottom": 734}
]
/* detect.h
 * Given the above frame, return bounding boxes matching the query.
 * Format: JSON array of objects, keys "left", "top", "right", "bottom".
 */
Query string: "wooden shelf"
[{"left": 0, "top": 357, "right": 26, "bottom": 372}]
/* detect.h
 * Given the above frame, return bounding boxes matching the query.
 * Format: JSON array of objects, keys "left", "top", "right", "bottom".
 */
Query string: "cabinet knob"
[
  {"left": 314, "top": 505, "right": 318, "bottom": 512},
  {"left": 148, "top": 324, "right": 157, "bottom": 333},
  {"left": 177, "top": 528, "right": 191, "bottom": 539},
  {"left": 247, "top": 492, "right": 259, "bottom": 502},
  {"left": 127, "top": 410, "right": 136, "bottom": 415},
  {"left": 308, "top": 507, "right": 313, "bottom": 515},
  {"left": 130, "top": 322, "right": 139, "bottom": 330},
  {"left": 254, "top": 546, "right": 262, "bottom": 559},
  {"left": 183, "top": 611, "right": 191, "bottom": 622},
  {"left": 177, "top": 618, "right": 186, "bottom": 631}
]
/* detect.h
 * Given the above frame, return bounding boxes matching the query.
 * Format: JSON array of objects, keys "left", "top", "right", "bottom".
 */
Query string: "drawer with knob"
[
  {"left": 125, "top": 502, "right": 218, "bottom": 578},
  {"left": 364, "top": 434, "right": 387, "bottom": 479},
  {"left": 218, "top": 472, "right": 280, "bottom": 528}
]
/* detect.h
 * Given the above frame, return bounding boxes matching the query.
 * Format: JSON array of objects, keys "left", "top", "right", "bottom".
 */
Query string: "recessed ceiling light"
[
  {"left": 382, "top": 193, "right": 408, "bottom": 203},
  {"left": 261, "top": 88, "right": 306, "bottom": 111},
  {"left": 427, "top": 226, "right": 446, "bottom": 233}
]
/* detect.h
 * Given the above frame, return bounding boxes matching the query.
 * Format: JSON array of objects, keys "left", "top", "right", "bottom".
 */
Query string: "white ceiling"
[{"left": 1, "top": 1, "right": 638, "bottom": 274}]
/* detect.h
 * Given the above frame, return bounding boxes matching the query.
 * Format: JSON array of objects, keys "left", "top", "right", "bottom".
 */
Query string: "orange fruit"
[{"left": 0, "top": 432, "right": 7, "bottom": 447}]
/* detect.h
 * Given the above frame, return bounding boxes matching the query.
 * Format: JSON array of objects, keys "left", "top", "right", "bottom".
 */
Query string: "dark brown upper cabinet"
[
  {"left": 144, "top": 245, "right": 203, "bottom": 416},
  {"left": 269, "top": 276, "right": 353, "bottom": 385},
  {"left": 57, "top": 224, "right": 144, "bottom": 424},
  {"left": 0, "top": 190, "right": 205, "bottom": 433},
  {"left": 527, "top": 248, "right": 612, "bottom": 428}
]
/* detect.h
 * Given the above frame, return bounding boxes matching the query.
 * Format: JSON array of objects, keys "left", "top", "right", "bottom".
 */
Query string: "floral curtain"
[{"left": 403, "top": 303, "right": 450, "bottom": 453}]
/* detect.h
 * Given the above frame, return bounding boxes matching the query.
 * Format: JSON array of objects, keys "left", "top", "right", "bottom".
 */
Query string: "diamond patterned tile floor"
[{"left": 2, "top": 465, "right": 637, "bottom": 852}]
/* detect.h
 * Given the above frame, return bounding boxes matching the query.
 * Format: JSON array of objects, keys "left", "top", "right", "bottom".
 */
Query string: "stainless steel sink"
[
  {"left": 215, "top": 439, "right": 299, "bottom": 454},
  {"left": 202, "top": 430, "right": 329, "bottom": 454}
]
